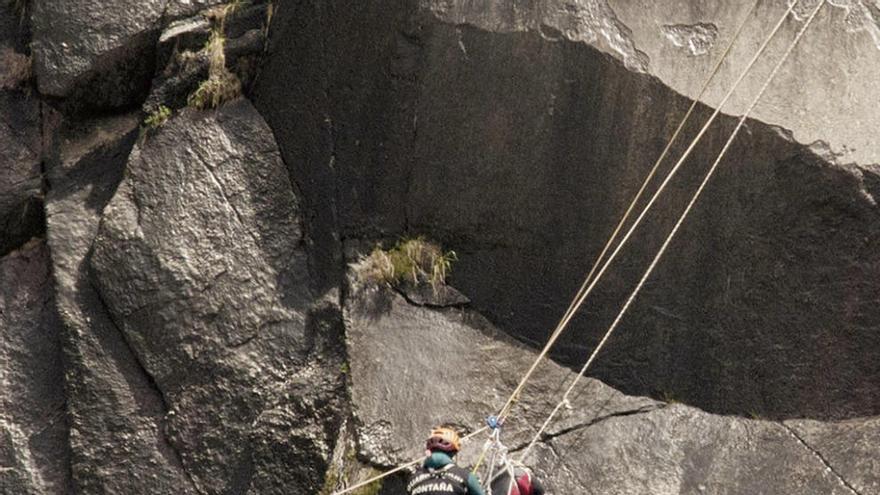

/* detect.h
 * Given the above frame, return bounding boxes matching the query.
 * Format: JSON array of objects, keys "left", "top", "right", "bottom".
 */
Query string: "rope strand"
[
  {"left": 498, "top": 0, "right": 801, "bottom": 422},
  {"left": 495, "top": 0, "right": 761, "bottom": 423},
  {"left": 517, "top": 0, "right": 828, "bottom": 463},
  {"left": 333, "top": 1, "right": 810, "bottom": 491}
]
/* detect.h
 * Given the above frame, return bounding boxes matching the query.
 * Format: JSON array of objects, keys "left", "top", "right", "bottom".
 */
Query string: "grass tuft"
[
  {"left": 188, "top": 72, "right": 241, "bottom": 109},
  {"left": 187, "top": 30, "right": 242, "bottom": 110},
  {"left": 362, "top": 237, "right": 458, "bottom": 292}
]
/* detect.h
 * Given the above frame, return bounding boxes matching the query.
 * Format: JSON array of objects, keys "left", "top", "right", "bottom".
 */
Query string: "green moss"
[
  {"left": 318, "top": 466, "right": 340, "bottom": 495},
  {"left": 143, "top": 105, "right": 172, "bottom": 129},
  {"left": 318, "top": 463, "right": 383, "bottom": 495}
]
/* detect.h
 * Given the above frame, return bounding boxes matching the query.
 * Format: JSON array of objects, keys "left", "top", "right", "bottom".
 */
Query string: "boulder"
[
  {"left": 45, "top": 112, "right": 198, "bottom": 494},
  {"left": 342, "top": 269, "right": 878, "bottom": 494},
  {"left": 256, "top": 0, "right": 880, "bottom": 420},
  {"left": 0, "top": 240, "right": 70, "bottom": 494},
  {"left": 90, "top": 99, "right": 344, "bottom": 494},
  {"left": 29, "top": 0, "right": 227, "bottom": 107}
]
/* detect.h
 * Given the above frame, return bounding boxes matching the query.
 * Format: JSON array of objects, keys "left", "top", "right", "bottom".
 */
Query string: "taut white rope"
[
  {"left": 495, "top": 0, "right": 761, "bottom": 423},
  {"left": 517, "top": 0, "right": 829, "bottom": 463}
]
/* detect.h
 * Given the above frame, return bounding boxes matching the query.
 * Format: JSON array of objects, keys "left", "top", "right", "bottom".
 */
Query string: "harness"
[{"left": 476, "top": 417, "right": 520, "bottom": 495}]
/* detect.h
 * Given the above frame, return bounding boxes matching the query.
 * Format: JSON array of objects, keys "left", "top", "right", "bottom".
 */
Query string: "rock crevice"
[{"left": 780, "top": 423, "right": 861, "bottom": 495}]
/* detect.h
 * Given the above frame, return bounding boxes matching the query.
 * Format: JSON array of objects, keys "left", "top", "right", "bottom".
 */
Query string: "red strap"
[{"left": 516, "top": 472, "right": 532, "bottom": 495}]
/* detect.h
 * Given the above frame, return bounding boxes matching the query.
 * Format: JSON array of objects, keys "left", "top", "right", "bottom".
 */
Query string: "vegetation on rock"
[
  {"left": 143, "top": 105, "right": 172, "bottom": 130},
  {"left": 362, "top": 237, "right": 458, "bottom": 292},
  {"left": 188, "top": 29, "right": 241, "bottom": 110}
]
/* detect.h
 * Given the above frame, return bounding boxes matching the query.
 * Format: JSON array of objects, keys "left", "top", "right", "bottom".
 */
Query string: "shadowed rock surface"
[
  {"left": 256, "top": 0, "right": 880, "bottom": 420},
  {"left": 1, "top": 2, "right": 43, "bottom": 256},
  {"left": 90, "top": 99, "right": 344, "bottom": 494},
  {"left": 0, "top": 91, "right": 42, "bottom": 257},
  {"left": 0, "top": 240, "right": 69, "bottom": 494}
]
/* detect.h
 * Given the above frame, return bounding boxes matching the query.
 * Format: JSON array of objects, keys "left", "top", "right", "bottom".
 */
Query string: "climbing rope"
[
  {"left": 332, "top": 0, "right": 825, "bottom": 491},
  {"left": 516, "top": 0, "right": 829, "bottom": 464},
  {"left": 476, "top": 417, "right": 518, "bottom": 495},
  {"left": 494, "top": 0, "right": 760, "bottom": 423}
]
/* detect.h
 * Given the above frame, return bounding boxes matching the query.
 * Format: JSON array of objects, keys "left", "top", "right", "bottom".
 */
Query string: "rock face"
[
  {"left": 29, "top": 0, "right": 226, "bottom": 107},
  {"left": 0, "top": 92, "right": 42, "bottom": 256},
  {"left": 0, "top": 240, "right": 69, "bottom": 494},
  {"left": 45, "top": 113, "right": 195, "bottom": 494},
  {"left": 0, "top": 0, "right": 878, "bottom": 492},
  {"left": 344, "top": 264, "right": 660, "bottom": 469},
  {"left": 530, "top": 405, "right": 870, "bottom": 494},
  {"left": 785, "top": 416, "right": 880, "bottom": 495},
  {"left": 342, "top": 270, "right": 878, "bottom": 494},
  {"left": 90, "top": 100, "right": 344, "bottom": 494},
  {"left": 1, "top": 1, "right": 42, "bottom": 256},
  {"left": 256, "top": 0, "right": 880, "bottom": 420},
  {"left": 30, "top": 0, "right": 163, "bottom": 105}
]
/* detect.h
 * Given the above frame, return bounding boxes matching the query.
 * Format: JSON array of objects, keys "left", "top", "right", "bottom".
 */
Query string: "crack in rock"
[
  {"left": 780, "top": 422, "right": 862, "bottom": 495},
  {"left": 88, "top": 278, "right": 201, "bottom": 494},
  {"left": 509, "top": 403, "right": 667, "bottom": 451}
]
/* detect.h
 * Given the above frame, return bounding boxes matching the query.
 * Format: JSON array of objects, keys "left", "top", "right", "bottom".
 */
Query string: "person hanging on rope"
[
  {"left": 406, "top": 427, "right": 485, "bottom": 495},
  {"left": 489, "top": 463, "right": 545, "bottom": 495}
]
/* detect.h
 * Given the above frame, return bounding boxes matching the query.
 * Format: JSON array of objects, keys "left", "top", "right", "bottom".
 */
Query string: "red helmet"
[{"left": 426, "top": 427, "right": 461, "bottom": 453}]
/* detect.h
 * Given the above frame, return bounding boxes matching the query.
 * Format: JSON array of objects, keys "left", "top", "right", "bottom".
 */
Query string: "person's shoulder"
[{"left": 446, "top": 463, "right": 471, "bottom": 477}]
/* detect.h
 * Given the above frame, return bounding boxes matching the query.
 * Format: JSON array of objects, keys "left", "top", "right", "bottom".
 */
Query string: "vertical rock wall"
[
  {"left": 0, "top": 241, "right": 69, "bottom": 494},
  {"left": 89, "top": 100, "right": 344, "bottom": 494},
  {"left": 256, "top": 0, "right": 880, "bottom": 420},
  {"left": 45, "top": 112, "right": 196, "bottom": 493}
]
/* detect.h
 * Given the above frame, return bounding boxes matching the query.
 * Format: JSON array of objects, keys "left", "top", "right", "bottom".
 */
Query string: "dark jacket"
[{"left": 406, "top": 452, "right": 485, "bottom": 495}]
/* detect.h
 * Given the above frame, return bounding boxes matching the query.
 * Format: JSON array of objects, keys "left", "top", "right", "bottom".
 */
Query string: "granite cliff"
[{"left": 1, "top": 1, "right": 878, "bottom": 493}]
